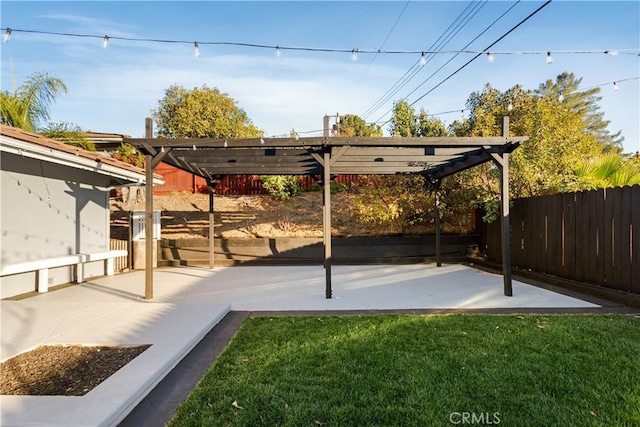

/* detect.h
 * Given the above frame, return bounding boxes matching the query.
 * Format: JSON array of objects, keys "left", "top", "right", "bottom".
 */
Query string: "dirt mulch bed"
[{"left": 1, "top": 344, "right": 151, "bottom": 396}]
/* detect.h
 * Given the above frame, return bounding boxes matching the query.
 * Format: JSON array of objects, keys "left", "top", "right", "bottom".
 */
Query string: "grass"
[{"left": 169, "top": 314, "right": 640, "bottom": 427}]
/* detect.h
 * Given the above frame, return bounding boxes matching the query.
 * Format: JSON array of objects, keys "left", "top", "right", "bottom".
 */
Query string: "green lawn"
[{"left": 169, "top": 314, "right": 640, "bottom": 427}]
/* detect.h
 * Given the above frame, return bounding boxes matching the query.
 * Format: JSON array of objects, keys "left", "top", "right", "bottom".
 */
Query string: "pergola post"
[
  {"left": 144, "top": 118, "right": 154, "bottom": 300},
  {"left": 323, "top": 150, "right": 332, "bottom": 299},
  {"left": 499, "top": 117, "right": 513, "bottom": 296}
]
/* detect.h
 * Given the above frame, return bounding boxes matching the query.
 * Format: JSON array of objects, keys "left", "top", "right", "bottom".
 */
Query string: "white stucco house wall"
[{"left": 0, "top": 125, "right": 162, "bottom": 299}]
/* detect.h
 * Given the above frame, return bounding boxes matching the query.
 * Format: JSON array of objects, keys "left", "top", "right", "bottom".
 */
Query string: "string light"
[
  {"left": 260, "top": 138, "right": 265, "bottom": 144},
  {"left": 275, "top": 46, "right": 281, "bottom": 57},
  {"left": 613, "top": 81, "right": 618, "bottom": 91},
  {"left": 558, "top": 94, "right": 565, "bottom": 102},
  {"left": 487, "top": 52, "right": 495, "bottom": 62},
  {"left": 193, "top": 41, "right": 200, "bottom": 58},
  {"left": 420, "top": 51, "right": 427, "bottom": 65},
  {"left": 351, "top": 48, "right": 358, "bottom": 61},
  {"left": 546, "top": 51, "right": 553, "bottom": 64},
  {"left": 1, "top": 27, "right": 637, "bottom": 60},
  {"left": 224, "top": 140, "right": 228, "bottom": 148},
  {"left": 102, "top": 35, "right": 109, "bottom": 49}
]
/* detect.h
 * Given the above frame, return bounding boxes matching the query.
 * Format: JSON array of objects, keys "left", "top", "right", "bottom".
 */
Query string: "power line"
[
  {"left": 361, "top": 0, "right": 488, "bottom": 120},
  {"left": 356, "top": 1, "right": 411, "bottom": 85},
  {"left": 375, "top": 0, "right": 554, "bottom": 131},
  {"left": 372, "top": 0, "right": 521, "bottom": 124}
]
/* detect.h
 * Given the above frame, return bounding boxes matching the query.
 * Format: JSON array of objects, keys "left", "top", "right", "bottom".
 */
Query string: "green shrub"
[{"left": 260, "top": 175, "right": 302, "bottom": 200}]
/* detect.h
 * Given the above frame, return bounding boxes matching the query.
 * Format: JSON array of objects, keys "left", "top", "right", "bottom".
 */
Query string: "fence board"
[
  {"left": 562, "top": 193, "right": 576, "bottom": 280},
  {"left": 618, "top": 186, "right": 632, "bottom": 291},
  {"left": 603, "top": 188, "right": 616, "bottom": 288},
  {"left": 575, "top": 191, "right": 589, "bottom": 282},
  {"left": 109, "top": 239, "right": 129, "bottom": 272},
  {"left": 631, "top": 186, "right": 640, "bottom": 294},
  {"left": 546, "top": 197, "right": 562, "bottom": 276},
  {"left": 481, "top": 185, "right": 639, "bottom": 296}
]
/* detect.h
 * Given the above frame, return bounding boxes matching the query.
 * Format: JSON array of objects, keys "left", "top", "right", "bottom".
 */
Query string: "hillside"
[{"left": 110, "top": 190, "right": 409, "bottom": 240}]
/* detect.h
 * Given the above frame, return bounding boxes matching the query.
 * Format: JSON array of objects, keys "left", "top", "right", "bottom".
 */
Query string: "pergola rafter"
[{"left": 128, "top": 117, "right": 527, "bottom": 300}]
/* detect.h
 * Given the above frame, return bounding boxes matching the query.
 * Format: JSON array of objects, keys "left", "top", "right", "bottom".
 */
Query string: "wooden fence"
[
  {"left": 481, "top": 186, "right": 639, "bottom": 294},
  {"left": 109, "top": 239, "right": 130, "bottom": 272},
  {"left": 153, "top": 163, "right": 361, "bottom": 195}
]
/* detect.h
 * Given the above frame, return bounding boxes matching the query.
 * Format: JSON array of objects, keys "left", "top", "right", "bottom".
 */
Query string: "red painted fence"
[{"left": 153, "top": 163, "right": 361, "bottom": 195}]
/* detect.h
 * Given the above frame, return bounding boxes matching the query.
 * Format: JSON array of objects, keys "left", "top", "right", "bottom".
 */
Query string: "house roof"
[{"left": 0, "top": 125, "right": 163, "bottom": 187}]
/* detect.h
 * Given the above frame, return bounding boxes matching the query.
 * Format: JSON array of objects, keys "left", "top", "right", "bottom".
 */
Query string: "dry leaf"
[
  {"left": 232, "top": 400, "right": 244, "bottom": 410},
  {"left": 517, "top": 316, "right": 524, "bottom": 320},
  {"left": 590, "top": 411, "right": 597, "bottom": 417}
]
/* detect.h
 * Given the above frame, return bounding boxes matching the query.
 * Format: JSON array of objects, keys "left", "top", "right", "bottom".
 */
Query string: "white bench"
[{"left": 0, "top": 250, "right": 128, "bottom": 293}]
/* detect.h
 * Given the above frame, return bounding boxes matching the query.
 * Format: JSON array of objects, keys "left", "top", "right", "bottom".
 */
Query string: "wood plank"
[
  {"left": 547, "top": 193, "right": 562, "bottom": 278},
  {"left": 587, "top": 189, "right": 599, "bottom": 286},
  {"left": 594, "top": 188, "right": 607, "bottom": 286},
  {"left": 126, "top": 136, "right": 528, "bottom": 150},
  {"left": 337, "top": 155, "right": 461, "bottom": 162},
  {"left": 619, "top": 186, "right": 632, "bottom": 292},
  {"left": 564, "top": 192, "right": 578, "bottom": 281},
  {"left": 603, "top": 187, "right": 615, "bottom": 288},
  {"left": 611, "top": 187, "right": 626, "bottom": 290},
  {"left": 511, "top": 198, "right": 525, "bottom": 268},
  {"left": 631, "top": 186, "right": 640, "bottom": 294}
]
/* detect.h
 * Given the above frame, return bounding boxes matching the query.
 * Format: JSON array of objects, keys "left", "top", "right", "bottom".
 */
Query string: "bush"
[
  {"left": 308, "top": 181, "right": 348, "bottom": 194},
  {"left": 260, "top": 175, "right": 302, "bottom": 200}
]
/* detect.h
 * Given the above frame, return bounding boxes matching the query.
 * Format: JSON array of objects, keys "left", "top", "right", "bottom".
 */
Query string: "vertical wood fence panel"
[
  {"left": 109, "top": 239, "right": 129, "bottom": 272},
  {"left": 631, "top": 186, "right": 640, "bottom": 294},
  {"left": 481, "top": 185, "right": 639, "bottom": 295}
]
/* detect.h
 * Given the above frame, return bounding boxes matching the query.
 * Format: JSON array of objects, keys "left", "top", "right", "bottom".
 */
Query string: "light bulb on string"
[
  {"left": 224, "top": 140, "right": 228, "bottom": 148},
  {"left": 613, "top": 82, "right": 618, "bottom": 91},
  {"left": 420, "top": 51, "right": 427, "bottom": 66},
  {"left": 546, "top": 51, "right": 553, "bottom": 64},
  {"left": 605, "top": 50, "right": 618, "bottom": 56},
  {"left": 507, "top": 103, "right": 513, "bottom": 112},
  {"left": 487, "top": 52, "right": 495, "bottom": 62},
  {"left": 275, "top": 46, "right": 281, "bottom": 57},
  {"left": 3, "top": 28, "right": 11, "bottom": 43},
  {"left": 102, "top": 35, "right": 109, "bottom": 49},
  {"left": 260, "top": 138, "right": 265, "bottom": 145},
  {"left": 558, "top": 94, "right": 565, "bottom": 102},
  {"left": 351, "top": 49, "right": 358, "bottom": 61},
  {"left": 193, "top": 42, "right": 200, "bottom": 58}
]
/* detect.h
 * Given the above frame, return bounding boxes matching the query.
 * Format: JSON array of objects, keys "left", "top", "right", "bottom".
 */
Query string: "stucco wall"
[{"left": 1, "top": 152, "right": 112, "bottom": 297}]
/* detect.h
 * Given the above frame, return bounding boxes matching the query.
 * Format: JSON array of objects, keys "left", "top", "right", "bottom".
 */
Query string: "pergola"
[{"left": 126, "top": 117, "right": 528, "bottom": 300}]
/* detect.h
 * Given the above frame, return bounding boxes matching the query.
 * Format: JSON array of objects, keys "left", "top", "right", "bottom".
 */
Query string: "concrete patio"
[{"left": 0, "top": 263, "right": 614, "bottom": 426}]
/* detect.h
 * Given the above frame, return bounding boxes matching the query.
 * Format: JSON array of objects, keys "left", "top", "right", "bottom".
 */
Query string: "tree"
[
  {"left": 41, "top": 122, "right": 95, "bottom": 151},
  {"left": 389, "top": 100, "right": 417, "bottom": 137},
  {"left": 445, "top": 81, "right": 607, "bottom": 221},
  {"left": 568, "top": 153, "right": 640, "bottom": 190},
  {"left": 0, "top": 72, "right": 67, "bottom": 132},
  {"left": 151, "top": 85, "right": 262, "bottom": 138},
  {"left": 335, "top": 114, "right": 382, "bottom": 137},
  {"left": 416, "top": 109, "right": 447, "bottom": 137},
  {"left": 535, "top": 72, "right": 623, "bottom": 152}
]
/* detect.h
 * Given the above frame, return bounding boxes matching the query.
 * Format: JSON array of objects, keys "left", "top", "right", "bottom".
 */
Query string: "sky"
[{"left": 1, "top": 1, "right": 639, "bottom": 153}]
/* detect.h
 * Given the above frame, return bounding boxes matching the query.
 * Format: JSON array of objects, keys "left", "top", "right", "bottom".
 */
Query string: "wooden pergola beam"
[{"left": 134, "top": 118, "right": 527, "bottom": 300}]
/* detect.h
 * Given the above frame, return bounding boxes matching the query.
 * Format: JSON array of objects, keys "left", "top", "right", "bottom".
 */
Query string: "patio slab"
[{"left": 1, "top": 263, "right": 601, "bottom": 426}]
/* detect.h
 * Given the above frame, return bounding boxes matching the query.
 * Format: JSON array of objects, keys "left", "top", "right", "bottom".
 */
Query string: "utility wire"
[
  {"left": 361, "top": 1, "right": 487, "bottom": 120},
  {"left": 356, "top": 1, "right": 411, "bottom": 85},
  {"left": 373, "top": 0, "right": 521, "bottom": 124},
  {"left": 377, "top": 0, "right": 554, "bottom": 129}
]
